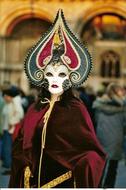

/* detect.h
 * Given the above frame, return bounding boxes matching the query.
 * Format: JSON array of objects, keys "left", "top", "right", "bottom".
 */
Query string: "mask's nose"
[{"left": 52, "top": 77, "right": 58, "bottom": 83}]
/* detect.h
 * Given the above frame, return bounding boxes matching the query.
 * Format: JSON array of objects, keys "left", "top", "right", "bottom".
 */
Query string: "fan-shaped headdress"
[{"left": 24, "top": 9, "right": 92, "bottom": 88}]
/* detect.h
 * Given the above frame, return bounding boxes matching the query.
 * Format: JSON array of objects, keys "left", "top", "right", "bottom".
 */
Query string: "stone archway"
[
  {"left": 76, "top": 4, "right": 126, "bottom": 39},
  {"left": 0, "top": 6, "right": 53, "bottom": 36}
]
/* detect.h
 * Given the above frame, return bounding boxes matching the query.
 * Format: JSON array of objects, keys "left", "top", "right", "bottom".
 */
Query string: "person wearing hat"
[
  {"left": 9, "top": 10, "right": 106, "bottom": 188},
  {"left": 1, "top": 86, "right": 24, "bottom": 170}
]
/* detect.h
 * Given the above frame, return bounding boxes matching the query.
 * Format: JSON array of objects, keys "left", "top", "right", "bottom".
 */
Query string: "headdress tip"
[{"left": 57, "top": 9, "right": 64, "bottom": 17}]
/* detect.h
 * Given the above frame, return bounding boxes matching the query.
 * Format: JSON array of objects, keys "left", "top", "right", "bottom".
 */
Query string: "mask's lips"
[{"left": 51, "top": 84, "right": 59, "bottom": 88}]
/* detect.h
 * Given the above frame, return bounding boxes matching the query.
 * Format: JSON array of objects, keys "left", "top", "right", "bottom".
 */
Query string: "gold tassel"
[{"left": 24, "top": 166, "right": 31, "bottom": 188}]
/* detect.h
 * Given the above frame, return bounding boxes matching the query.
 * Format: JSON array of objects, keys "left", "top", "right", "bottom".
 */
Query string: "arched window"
[
  {"left": 100, "top": 50, "right": 120, "bottom": 78},
  {"left": 80, "top": 13, "right": 126, "bottom": 44}
]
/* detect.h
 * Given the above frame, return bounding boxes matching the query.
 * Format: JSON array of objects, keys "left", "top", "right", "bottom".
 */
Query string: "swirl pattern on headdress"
[{"left": 24, "top": 9, "right": 92, "bottom": 87}]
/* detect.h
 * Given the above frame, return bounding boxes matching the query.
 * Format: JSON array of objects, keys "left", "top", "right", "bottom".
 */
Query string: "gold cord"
[
  {"left": 38, "top": 98, "right": 56, "bottom": 188},
  {"left": 74, "top": 177, "right": 76, "bottom": 188}
]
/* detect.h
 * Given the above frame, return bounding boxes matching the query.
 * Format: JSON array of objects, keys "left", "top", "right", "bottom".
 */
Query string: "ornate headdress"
[{"left": 24, "top": 9, "right": 92, "bottom": 88}]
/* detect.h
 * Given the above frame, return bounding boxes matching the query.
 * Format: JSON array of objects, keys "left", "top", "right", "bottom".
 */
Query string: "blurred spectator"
[
  {"left": 19, "top": 89, "right": 29, "bottom": 113},
  {"left": 96, "top": 83, "right": 106, "bottom": 98},
  {"left": 0, "top": 89, "right": 5, "bottom": 135},
  {"left": 26, "top": 88, "right": 37, "bottom": 108},
  {"left": 19, "top": 88, "right": 38, "bottom": 113},
  {"left": 0, "top": 88, "right": 5, "bottom": 160},
  {"left": 93, "top": 83, "right": 126, "bottom": 188},
  {"left": 1, "top": 86, "right": 24, "bottom": 171}
]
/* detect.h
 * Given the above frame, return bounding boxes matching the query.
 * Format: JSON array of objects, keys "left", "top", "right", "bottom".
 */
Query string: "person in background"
[
  {"left": 19, "top": 89, "right": 29, "bottom": 113},
  {"left": 0, "top": 87, "right": 5, "bottom": 160},
  {"left": 93, "top": 82, "right": 126, "bottom": 188},
  {"left": 19, "top": 88, "right": 39, "bottom": 113},
  {"left": 1, "top": 86, "right": 24, "bottom": 172},
  {"left": 0, "top": 88, "right": 5, "bottom": 135}
]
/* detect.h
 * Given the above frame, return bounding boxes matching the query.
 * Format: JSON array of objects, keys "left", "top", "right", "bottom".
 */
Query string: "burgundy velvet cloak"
[{"left": 9, "top": 98, "right": 106, "bottom": 188}]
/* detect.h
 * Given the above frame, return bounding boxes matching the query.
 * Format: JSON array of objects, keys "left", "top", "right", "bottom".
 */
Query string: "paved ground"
[{"left": 0, "top": 159, "right": 126, "bottom": 188}]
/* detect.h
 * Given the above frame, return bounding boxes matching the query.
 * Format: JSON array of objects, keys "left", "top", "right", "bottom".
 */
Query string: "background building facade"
[{"left": 1, "top": 0, "right": 126, "bottom": 92}]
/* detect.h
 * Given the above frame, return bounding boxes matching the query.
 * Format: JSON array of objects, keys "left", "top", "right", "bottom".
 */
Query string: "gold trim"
[{"left": 41, "top": 170, "right": 72, "bottom": 188}]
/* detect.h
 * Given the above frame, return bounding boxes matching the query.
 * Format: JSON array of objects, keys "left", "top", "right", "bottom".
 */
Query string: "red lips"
[{"left": 51, "top": 84, "right": 59, "bottom": 88}]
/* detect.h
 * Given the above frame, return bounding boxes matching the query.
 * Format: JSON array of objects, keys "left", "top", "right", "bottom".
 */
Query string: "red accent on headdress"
[
  {"left": 63, "top": 32, "right": 79, "bottom": 69},
  {"left": 37, "top": 34, "right": 54, "bottom": 67}
]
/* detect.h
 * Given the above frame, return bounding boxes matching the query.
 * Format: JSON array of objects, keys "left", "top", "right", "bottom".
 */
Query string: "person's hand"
[{"left": 8, "top": 125, "right": 15, "bottom": 134}]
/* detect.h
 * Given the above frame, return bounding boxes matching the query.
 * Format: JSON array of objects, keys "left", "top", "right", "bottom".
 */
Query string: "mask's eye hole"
[
  {"left": 45, "top": 72, "right": 53, "bottom": 77},
  {"left": 59, "top": 72, "right": 67, "bottom": 78}
]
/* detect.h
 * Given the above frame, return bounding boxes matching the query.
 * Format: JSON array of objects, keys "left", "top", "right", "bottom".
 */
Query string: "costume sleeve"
[
  {"left": 73, "top": 101, "right": 106, "bottom": 188},
  {"left": 9, "top": 126, "right": 24, "bottom": 187},
  {"left": 9, "top": 123, "right": 32, "bottom": 187},
  {"left": 78, "top": 101, "right": 106, "bottom": 153}
]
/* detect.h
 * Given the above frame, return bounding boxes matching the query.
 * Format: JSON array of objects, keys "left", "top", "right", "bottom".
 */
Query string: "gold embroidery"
[{"left": 41, "top": 170, "right": 72, "bottom": 188}]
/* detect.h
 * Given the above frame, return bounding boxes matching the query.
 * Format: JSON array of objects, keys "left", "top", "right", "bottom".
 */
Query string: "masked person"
[{"left": 9, "top": 10, "right": 106, "bottom": 188}]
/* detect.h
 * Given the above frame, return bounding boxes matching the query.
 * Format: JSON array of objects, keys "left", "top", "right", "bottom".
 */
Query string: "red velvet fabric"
[
  {"left": 9, "top": 98, "right": 106, "bottom": 188},
  {"left": 12, "top": 123, "right": 22, "bottom": 142}
]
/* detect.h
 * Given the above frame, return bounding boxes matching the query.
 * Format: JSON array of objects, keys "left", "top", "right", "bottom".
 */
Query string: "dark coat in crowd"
[{"left": 93, "top": 95, "right": 126, "bottom": 160}]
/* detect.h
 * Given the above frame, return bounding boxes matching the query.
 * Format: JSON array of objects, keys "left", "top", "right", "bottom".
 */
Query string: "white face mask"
[{"left": 44, "top": 64, "right": 69, "bottom": 95}]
